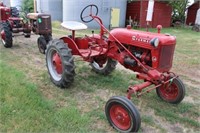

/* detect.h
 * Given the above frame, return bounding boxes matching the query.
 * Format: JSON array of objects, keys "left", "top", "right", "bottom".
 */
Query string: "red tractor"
[
  {"left": 45, "top": 5, "right": 185, "bottom": 132},
  {"left": 0, "top": 2, "right": 52, "bottom": 53}
]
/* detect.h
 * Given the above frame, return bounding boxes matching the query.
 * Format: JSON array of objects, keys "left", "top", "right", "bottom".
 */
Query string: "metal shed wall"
[
  {"left": 36, "top": 0, "right": 62, "bottom": 21},
  {"left": 62, "top": 0, "right": 127, "bottom": 29}
]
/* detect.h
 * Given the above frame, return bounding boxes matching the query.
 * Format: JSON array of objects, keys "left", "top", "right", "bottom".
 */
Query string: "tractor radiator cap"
[
  {"left": 127, "top": 25, "right": 131, "bottom": 30},
  {"left": 156, "top": 25, "right": 162, "bottom": 33}
]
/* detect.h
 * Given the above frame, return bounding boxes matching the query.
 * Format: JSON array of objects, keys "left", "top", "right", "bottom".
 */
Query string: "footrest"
[{"left": 79, "top": 48, "right": 106, "bottom": 58}]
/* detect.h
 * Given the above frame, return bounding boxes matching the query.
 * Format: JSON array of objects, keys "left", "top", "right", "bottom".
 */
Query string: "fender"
[{"left": 60, "top": 36, "right": 80, "bottom": 55}]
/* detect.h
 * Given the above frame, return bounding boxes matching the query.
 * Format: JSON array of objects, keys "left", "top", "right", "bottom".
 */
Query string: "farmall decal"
[{"left": 132, "top": 36, "right": 150, "bottom": 43}]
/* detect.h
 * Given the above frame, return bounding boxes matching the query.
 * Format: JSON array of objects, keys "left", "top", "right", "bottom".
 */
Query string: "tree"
[
  {"left": 22, "top": 0, "right": 34, "bottom": 13},
  {"left": 169, "top": 0, "right": 190, "bottom": 24}
]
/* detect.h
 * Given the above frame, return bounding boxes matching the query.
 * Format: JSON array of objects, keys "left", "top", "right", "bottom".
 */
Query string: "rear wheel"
[
  {"left": 105, "top": 96, "right": 141, "bottom": 133},
  {"left": 156, "top": 77, "right": 185, "bottom": 104},
  {"left": 0, "top": 22, "right": 13, "bottom": 48},
  {"left": 91, "top": 57, "right": 117, "bottom": 75},
  {"left": 46, "top": 39, "right": 75, "bottom": 88}
]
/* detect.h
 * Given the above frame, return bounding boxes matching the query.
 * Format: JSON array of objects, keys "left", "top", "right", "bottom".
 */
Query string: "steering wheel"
[{"left": 80, "top": 4, "right": 98, "bottom": 23}]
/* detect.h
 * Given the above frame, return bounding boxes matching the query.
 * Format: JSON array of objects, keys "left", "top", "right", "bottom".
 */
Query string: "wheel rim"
[
  {"left": 0, "top": 30, "right": 6, "bottom": 45},
  {"left": 92, "top": 60, "right": 107, "bottom": 70},
  {"left": 159, "top": 82, "right": 179, "bottom": 101},
  {"left": 110, "top": 104, "right": 131, "bottom": 130},
  {"left": 47, "top": 48, "right": 62, "bottom": 81}
]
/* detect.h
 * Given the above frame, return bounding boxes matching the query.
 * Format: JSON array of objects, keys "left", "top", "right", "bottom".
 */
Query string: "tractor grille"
[
  {"left": 158, "top": 45, "right": 175, "bottom": 70},
  {"left": 37, "top": 16, "right": 52, "bottom": 34}
]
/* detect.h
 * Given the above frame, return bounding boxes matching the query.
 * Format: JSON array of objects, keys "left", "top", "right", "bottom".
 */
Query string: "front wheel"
[
  {"left": 38, "top": 36, "right": 47, "bottom": 54},
  {"left": 105, "top": 96, "right": 141, "bottom": 133},
  {"left": 91, "top": 57, "right": 117, "bottom": 75},
  {"left": 156, "top": 77, "right": 185, "bottom": 104},
  {"left": 46, "top": 39, "right": 75, "bottom": 88},
  {"left": 24, "top": 33, "right": 31, "bottom": 38},
  {"left": 38, "top": 35, "right": 53, "bottom": 54}
]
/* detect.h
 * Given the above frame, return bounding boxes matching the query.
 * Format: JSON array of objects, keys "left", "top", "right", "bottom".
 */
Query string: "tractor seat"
[
  {"left": 61, "top": 21, "right": 87, "bottom": 31},
  {"left": 27, "top": 13, "right": 51, "bottom": 20},
  {"left": 27, "top": 13, "right": 40, "bottom": 20}
]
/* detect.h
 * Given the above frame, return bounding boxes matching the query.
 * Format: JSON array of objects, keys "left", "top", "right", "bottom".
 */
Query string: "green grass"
[
  {"left": 141, "top": 115, "right": 155, "bottom": 126},
  {"left": 141, "top": 91, "right": 200, "bottom": 129},
  {"left": 0, "top": 62, "right": 91, "bottom": 132}
]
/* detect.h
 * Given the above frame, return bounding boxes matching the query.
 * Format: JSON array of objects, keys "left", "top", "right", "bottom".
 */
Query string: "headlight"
[{"left": 150, "top": 38, "right": 159, "bottom": 47}]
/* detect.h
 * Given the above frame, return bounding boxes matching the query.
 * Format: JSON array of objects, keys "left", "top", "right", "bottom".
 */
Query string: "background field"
[{"left": 0, "top": 25, "right": 200, "bottom": 132}]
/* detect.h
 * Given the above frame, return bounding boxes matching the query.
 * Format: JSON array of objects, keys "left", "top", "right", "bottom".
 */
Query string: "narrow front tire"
[
  {"left": 156, "top": 77, "right": 185, "bottom": 104},
  {"left": 105, "top": 96, "right": 141, "bottom": 133}
]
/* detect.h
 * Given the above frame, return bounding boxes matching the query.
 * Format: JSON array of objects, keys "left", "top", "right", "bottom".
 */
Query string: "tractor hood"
[{"left": 109, "top": 28, "right": 176, "bottom": 46}]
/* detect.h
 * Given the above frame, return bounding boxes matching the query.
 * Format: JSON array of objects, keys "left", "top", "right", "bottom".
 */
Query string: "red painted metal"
[
  {"left": 158, "top": 79, "right": 179, "bottom": 101},
  {"left": 108, "top": 28, "right": 176, "bottom": 72},
  {"left": 0, "top": 2, "right": 50, "bottom": 48},
  {"left": 72, "top": 30, "right": 75, "bottom": 40},
  {"left": 61, "top": 36, "right": 80, "bottom": 55},
  {"left": 0, "top": 2, "right": 4, "bottom": 6},
  {"left": 0, "top": 3, "right": 31, "bottom": 34},
  {"left": 126, "top": 1, "right": 172, "bottom": 28},
  {"left": 0, "top": 6, "right": 11, "bottom": 22},
  {"left": 75, "top": 37, "right": 88, "bottom": 49},
  {"left": 9, "top": 17, "right": 23, "bottom": 21},
  {"left": 127, "top": 74, "right": 178, "bottom": 98},
  {"left": 157, "top": 25, "right": 162, "bottom": 33},
  {"left": 52, "top": 53, "right": 62, "bottom": 74},
  {"left": 55, "top": 5, "right": 185, "bottom": 132},
  {"left": 127, "top": 81, "right": 152, "bottom": 99},
  {"left": 110, "top": 104, "right": 131, "bottom": 130},
  {"left": 186, "top": 1, "right": 200, "bottom": 25},
  {"left": 60, "top": 4, "right": 179, "bottom": 100}
]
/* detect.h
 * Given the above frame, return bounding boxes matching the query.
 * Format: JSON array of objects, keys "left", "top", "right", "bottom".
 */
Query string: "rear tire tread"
[
  {"left": 0, "top": 22, "right": 13, "bottom": 48},
  {"left": 46, "top": 39, "right": 75, "bottom": 88},
  {"left": 91, "top": 58, "right": 117, "bottom": 75}
]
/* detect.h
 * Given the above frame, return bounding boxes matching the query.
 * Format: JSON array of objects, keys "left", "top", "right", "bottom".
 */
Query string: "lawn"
[{"left": 0, "top": 24, "right": 200, "bottom": 132}]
